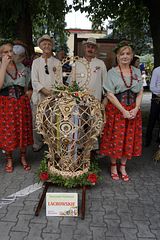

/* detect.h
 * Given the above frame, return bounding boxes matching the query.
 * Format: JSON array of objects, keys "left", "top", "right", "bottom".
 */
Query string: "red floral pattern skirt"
[
  {"left": 0, "top": 95, "right": 33, "bottom": 152},
  {"left": 100, "top": 102, "right": 142, "bottom": 159}
]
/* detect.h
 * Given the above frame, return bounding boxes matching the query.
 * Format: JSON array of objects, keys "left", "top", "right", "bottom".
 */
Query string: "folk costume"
[
  {"left": 76, "top": 56, "right": 107, "bottom": 101},
  {"left": 100, "top": 66, "right": 143, "bottom": 160},
  {"left": 0, "top": 62, "right": 33, "bottom": 152},
  {"left": 31, "top": 55, "right": 62, "bottom": 151}
]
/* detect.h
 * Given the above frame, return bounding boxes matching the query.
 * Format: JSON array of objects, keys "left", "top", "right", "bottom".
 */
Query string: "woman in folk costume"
[
  {"left": 0, "top": 42, "right": 33, "bottom": 173},
  {"left": 100, "top": 41, "right": 143, "bottom": 181}
]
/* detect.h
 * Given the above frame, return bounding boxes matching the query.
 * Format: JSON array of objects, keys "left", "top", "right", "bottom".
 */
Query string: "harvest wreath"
[
  {"left": 36, "top": 79, "right": 104, "bottom": 188},
  {"left": 37, "top": 157, "right": 102, "bottom": 188}
]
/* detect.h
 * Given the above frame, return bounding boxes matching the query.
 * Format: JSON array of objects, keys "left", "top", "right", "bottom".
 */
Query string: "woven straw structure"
[{"left": 36, "top": 56, "right": 104, "bottom": 178}]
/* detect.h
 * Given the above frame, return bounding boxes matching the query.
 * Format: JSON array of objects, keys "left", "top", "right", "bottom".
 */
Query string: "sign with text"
[{"left": 46, "top": 192, "right": 78, "bottom": 217}]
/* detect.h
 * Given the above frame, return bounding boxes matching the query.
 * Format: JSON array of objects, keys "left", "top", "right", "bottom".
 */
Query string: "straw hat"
[
  {"left": 37, "top": 34, "right": 55, "bottom": 47},
  {"left": 83, "top": 37, "right": 97, "bottom": 46}
]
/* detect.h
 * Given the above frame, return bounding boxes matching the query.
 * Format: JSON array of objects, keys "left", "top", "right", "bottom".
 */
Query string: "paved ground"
[{"left": 1, "top": 91, "right": 160, "bottom": 240}]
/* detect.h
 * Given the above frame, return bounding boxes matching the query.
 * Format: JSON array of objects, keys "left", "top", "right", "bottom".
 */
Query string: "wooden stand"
[{"left": 35, "top": 182, "right": 87, "bottom": 219}]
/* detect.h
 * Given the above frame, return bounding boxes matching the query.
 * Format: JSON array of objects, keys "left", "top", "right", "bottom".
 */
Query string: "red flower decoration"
[
  {"left": 87, "top": 173, "right": 97, "bottom": 185},
  {"left": 74, "top": 92, "right": 79, "bottom": 97},
  {"left": 39, "top": 172, "right": 49, "bottom": 181}
]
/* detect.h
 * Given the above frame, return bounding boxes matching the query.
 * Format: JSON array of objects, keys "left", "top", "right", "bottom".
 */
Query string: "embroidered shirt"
[
  {"left": 104, "top": 66, "right": 143, "bottom": 94},
  {"left": 68, "top": 57, "right": 107, "bottom": 101},
  {"left": 1, "top": 63, "right": 30, "bottom": 89},
  {"left": 31, "top": 56, "right": 62, "bottom": 105}
]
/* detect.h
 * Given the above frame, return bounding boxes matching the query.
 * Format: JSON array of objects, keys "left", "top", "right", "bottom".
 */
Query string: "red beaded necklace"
[
  {"left": 119, "top": 65, "right": 133, "bottom": 88},
  {"left": 6, "top": 62, "right": 18, "bottom": 80}
]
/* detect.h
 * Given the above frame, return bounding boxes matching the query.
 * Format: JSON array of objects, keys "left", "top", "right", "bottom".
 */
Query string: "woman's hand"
[
  {"left": 102, "top": 97, "right": 108, "bottom": 107},
  {"left": 1, "top": 55, "right": 11, "bottom": 67},
  {"left": 129, "top": 107, "right": 139, "bottom": 119},
  {"left": 122, "top": 109, "right": 132, "bottom": 119},
  {"left": 25, "top": 90, "right": 33, "bottom": 100}
]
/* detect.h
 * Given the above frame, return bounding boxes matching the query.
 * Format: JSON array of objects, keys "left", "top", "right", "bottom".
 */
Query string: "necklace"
[
  {"left": 119, "top": 65, "right": 133, "bottom": 88},
  {"left": 6, "top": 62, "right": 18, "bottom": 80}
]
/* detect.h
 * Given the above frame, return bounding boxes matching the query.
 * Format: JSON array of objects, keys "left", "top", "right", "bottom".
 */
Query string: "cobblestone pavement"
[{"left": 1, "top": 92, "right": 160, "bottom": 240}]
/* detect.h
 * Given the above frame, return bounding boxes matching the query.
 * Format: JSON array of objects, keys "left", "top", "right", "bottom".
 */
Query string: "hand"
[
  {"left": 1, "top": 55, "right": 11, "bottom": 67},
  {"left": 122, "top": 109, "right": 132, "bottom": 119},
  {"left": 102, "top": 97, "right": 108, "bottom": 107},
  {"left": 40, "top": 88, "right": 52, "bottom": 96},
  {"left": 129, "top": 107, "right": 139, "bottom": 119},
  {"left": 25, "top": 90, "right": 33, "bottom": 100}
]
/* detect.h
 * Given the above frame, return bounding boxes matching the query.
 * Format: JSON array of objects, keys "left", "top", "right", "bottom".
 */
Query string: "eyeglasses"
[{"left": 44, "top": 64, "right": 49, "bottom": 74}]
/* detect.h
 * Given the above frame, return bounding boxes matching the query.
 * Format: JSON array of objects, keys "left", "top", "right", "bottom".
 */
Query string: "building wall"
[{"left": 67, "top": 30, "right": 107, "bottom": 56}]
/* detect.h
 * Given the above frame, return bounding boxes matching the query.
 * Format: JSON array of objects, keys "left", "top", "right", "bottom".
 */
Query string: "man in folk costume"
[
  {"left": 77, "top": 37, "right": 107, "bottom": 102},
  {"left": 69, "top": 37, "right": 108, "bottom": 155},
  {"left": 31, "top": 34, "right": 62, "bottom": 152}
]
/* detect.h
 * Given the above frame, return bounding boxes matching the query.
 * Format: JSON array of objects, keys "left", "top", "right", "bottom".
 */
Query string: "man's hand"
[{"left": 40, "top": 88, "right": 51, "bottom": 96}]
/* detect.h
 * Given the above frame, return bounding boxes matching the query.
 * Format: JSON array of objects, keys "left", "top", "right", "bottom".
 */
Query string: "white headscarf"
[{"left": 13, "top": 45, "right": 26, "bottom": 55}]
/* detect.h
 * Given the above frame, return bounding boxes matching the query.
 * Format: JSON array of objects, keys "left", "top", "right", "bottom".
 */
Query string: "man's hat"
[
  {"left": 37, "top": 34, "right": 55, "bottom": 47},
  {"left": 83, "top": 37, "right": 97, "bottom": 46}
]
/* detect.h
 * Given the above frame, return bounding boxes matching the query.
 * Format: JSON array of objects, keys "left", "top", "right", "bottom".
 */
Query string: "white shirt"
[
  {"left": 150, "top": 66, "right": 160, "bottom": 95},
  {"left": 31, "top": 56, "right": 62, "bottom": 105},
  {"left": 68, "top": 57, "right": 107, "bottom": 101}
]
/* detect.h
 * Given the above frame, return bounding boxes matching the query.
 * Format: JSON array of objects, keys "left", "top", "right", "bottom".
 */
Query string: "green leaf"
[{"left": 37, "top": 156, "right": 102, "bottom": 188}]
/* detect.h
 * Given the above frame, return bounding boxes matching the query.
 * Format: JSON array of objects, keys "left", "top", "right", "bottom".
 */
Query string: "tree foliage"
[
  {"left": 72, "top": 0, "right": 160, "bottom": 67},
  {"left": 0, "top": 0, "right": 160, "bottom": 66},
  {"left": 32, "top": 0, "right": 70, "bottom": 44},
  {"left": 107, "top": 19, "right": 152, "bottom": 56},
  {"left": 0, "top": 0, "right": 71, "bottom": 54}
]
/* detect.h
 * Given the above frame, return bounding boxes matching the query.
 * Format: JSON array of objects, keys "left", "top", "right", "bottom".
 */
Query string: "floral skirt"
[
  {"left": 100, "top": 102, "right": 142, "bottom": 159},
  {"left": 0, "top": 95, "right": 33, "bottom": 152}
]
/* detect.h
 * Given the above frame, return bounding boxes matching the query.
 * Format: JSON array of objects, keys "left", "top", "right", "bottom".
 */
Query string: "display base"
[{"left": 35, "top": 182, "right": 87, "bottom": 219}]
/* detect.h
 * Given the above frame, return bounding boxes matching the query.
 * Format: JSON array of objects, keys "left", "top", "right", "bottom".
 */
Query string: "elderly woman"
[
  {"left": 100, "top": 41, "right": 143, "bottom": 181},
  {"left": 0, "top": 42, "right": 33, "bottom": 173}
]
